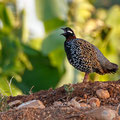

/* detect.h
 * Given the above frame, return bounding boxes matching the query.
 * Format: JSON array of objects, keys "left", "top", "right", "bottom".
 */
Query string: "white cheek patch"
[{"left": 67, "top": 30, "right": 73, "bottom": 34}]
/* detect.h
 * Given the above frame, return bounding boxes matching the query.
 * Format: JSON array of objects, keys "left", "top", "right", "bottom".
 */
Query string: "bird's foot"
[
  {"left": 83, "top": 79, "right": 89, "bottom": 83},
  {"left": 83, "top": 73, "right": 89, "bottom": 83}
]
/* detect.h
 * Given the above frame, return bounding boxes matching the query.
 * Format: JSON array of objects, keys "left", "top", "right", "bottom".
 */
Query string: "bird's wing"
[
  {"left": 76, "top": 39, "right": 104, "bottom": 74},
  {"left": 94, "top": 46, "right": 118, "bottom": 73}
]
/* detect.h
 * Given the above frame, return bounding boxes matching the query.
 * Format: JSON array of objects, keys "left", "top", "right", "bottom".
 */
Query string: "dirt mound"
[{"left": 0, "top": 80, "right": 120, "bottom": 120}]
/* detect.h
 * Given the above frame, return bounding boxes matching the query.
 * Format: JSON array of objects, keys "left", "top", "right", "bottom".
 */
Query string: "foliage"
[
  {"left": 0, "top": 2, "right": 65, "bottom": 95},
  {"left": 64, "top": 84, "right": 74, "bottom": 95},
  {"left": 0, "top": 94, "right": 9, "bottom": 112},
  {"left": 0, "top": 0, "right": 120, "bottom": 96}
]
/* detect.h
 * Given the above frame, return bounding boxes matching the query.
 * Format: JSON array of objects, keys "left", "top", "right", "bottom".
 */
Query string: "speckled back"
[{"left": 64, "top": 38, "right": 104, "bottom": 74}]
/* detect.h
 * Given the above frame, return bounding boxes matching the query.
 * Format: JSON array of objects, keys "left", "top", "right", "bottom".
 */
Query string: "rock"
[
  {"left": 117, "top": 104, "right": 120, "bottom": 116},
  {"left": 8, "top": 100, "right": 22, "bottom": 107},
  {"left": 68, "top": 98, "right": 81, "bottom": 109},
  {"left": 17, "top": 100, "right": 45, "bottom": 109},
  {"left": 100, "top": 109, "right": 116, "bottom": 120},
  {"left": 87, "top": 97, "right": 100, "bottom": 108},
  {"left": 68, "top": 98, "right": 90, "bottom": 110},
  {"left": 79, "top": 103, "right": 90, "bottom": 109},
  {"left": 96, "top": 89, "right": 110, "bottom": 99},
  {"left": 86, "top": 107, "right": 117, "bottom": 120},
  {"left": 117, "top": 116, "right": 120, "bottom": 120},
  {"left": 99, "top": 83, "right": 108, "bottom": 88},
  {"left": 83, "top": 94, "right": 87, "bottom": 99},
  {"left": 53, "top": 101, "right": 63, "bottom": 106}
]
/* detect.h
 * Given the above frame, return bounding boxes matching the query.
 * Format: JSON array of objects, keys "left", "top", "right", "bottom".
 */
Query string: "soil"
[{"left": 0, "top": 80, "right": 120, "bottom": 120}]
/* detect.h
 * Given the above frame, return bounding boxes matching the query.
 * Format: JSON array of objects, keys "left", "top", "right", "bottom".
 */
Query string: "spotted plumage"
[{"left": 61, "top": 27, "right": 118, "bottom": 82}]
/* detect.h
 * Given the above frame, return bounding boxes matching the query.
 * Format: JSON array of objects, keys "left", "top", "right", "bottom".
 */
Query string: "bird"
[{"left": 61, "top": 27, "right": 118, "bottom": 82}]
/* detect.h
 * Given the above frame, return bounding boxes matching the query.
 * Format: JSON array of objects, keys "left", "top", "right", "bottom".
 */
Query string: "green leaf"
[
  {"left": 35, "top": 0, "right": 68, "bottom": 32},
  {"left": 41, "top": 28, "right": 64, "bottom": 55},
  {"left": 106, "top": 6, "right": 120, "bottom": 27},
  {"left": 22, "top": 44, "right": 40, "bottom": 56},
  {"left": 0, "top": 3, "right": 15, "bottom": 29},
  {"left": 36, "top": 0, "right": 68, "bottom": 21},
  {"left": 14, "top": 50, "right": 64, "bottom": 93},
  {"left": 49, "top": 47, "right": 65, "bottom": 72},
  {"left": 0, "top": 77, "right": 22, "bottom": 96}
]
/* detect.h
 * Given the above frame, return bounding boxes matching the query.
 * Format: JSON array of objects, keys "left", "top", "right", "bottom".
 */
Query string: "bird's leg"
[{"left": 83, "top": 73, "right": 89, "bottom": 82}]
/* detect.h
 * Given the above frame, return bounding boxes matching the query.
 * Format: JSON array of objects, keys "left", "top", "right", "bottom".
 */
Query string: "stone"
[
  {"left": 68, "top": 98, "right": 90, "bottom": 110},
  {"left": 8, "top": 100, "right": 22, "bottom": 107},
  {"left": 101, "top": 109, "right": 116, "bottom": 120},
  {"left": 117, "top": 104, "right": 120, "bottom": 116},
  {"left": 79, "top": 103, "right": 90, "bottom": 109},
  {"left": 68, "top": 98, "right": 81, "bottom": 109},
  {"left": 17, "top": 100, "right": 45, "bottom": 109},
  {"left": 117, "top": 116, "right": 120, "bottom": 120},
  {"left": 87, "top": 97, "right": 100, "bottom": 108},
  {"left": 53, "top": 101, "right": 63, "bottom": 106},
  {"left": 96, "top": 89, "right": 110, "bottom": 99},
  {"left": 86, "top": 107, "right": 117, "bottom": 120}
]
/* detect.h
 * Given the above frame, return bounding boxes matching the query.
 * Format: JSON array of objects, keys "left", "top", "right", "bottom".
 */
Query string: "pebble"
[
  {"left": 86, "top": 107, "right": 117, "bottom": 120},
  {"left": 68, "top": 98, "right": 90, "bottom": 109},
  {"left": 83, "top": 94, "right": 87, "bottom": 99},
  {"left": 117, "top": 104, "right": 120, "bottom": 116},
  {"left": 68, "top": 98, "right": 81, "bottom": 109},
  {"left": 96, "top": 89, "right": 110, "bottom": 99},
  {"left": 101, "top": 109, "right": 116, "bottom": 120},
  {"left": 53, "top": 101, "right": 63, "bottom": 106},
  {"left": 17, "top": 100, "right": 45, "bottom": 109},
  {"left": 87, "top": 97, "right": 100, "bottom": 108},
  {"left": 79, "top": 103, "right": 90, "bottom": 109},
  {"left": 118, "top": 116, "right": 120, "bottom": 120},
  {"left": 8, "top": 100, "right": 22, "bottom": 107}
]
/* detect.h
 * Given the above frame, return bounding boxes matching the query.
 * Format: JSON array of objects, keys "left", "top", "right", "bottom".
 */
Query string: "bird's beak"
[{"left": 60, "top": 28, "right": 66, "bottom": 36}]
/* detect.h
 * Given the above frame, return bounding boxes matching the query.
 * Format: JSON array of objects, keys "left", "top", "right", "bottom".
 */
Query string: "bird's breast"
[{"left": 64, "top": 40, "right": 92, "bottom": 73}]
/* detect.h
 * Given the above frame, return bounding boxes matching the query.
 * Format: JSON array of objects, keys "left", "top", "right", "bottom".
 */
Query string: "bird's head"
[{"left": 61, "top": 27, "right": 76, "bottom": 40}]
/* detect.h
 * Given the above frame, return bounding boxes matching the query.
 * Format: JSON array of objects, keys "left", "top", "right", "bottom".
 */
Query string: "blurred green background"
[{"left": 0, "top": 0, "right": 120, "bottom": 96}]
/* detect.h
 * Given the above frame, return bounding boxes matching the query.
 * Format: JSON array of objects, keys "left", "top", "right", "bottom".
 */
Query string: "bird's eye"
[{"left": 67, "top": 30, "right": 73, "bottom": 34}]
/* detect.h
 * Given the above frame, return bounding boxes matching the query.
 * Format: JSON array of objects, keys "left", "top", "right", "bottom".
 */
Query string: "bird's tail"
[{"left": 103, "top": 62, "right": 118, "bottom": 74}]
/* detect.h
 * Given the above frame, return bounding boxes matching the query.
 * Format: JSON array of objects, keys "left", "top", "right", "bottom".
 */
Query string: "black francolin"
[{"left": 61, "top": 27, "right": 118, "bottom": 82}]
